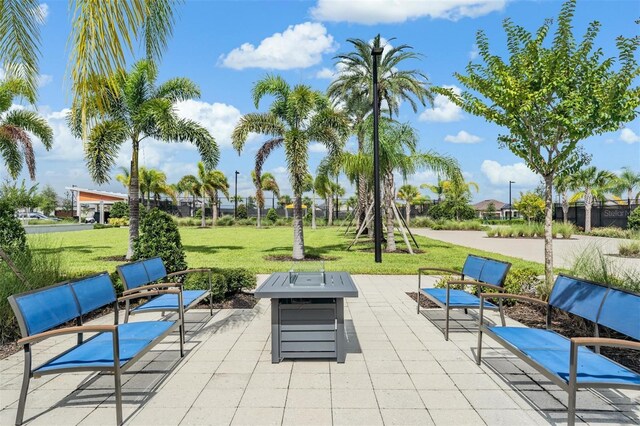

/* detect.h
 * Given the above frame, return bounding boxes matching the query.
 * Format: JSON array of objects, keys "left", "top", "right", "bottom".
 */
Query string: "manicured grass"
[{"left": 29, "top": 226, "right": 544, "bottom": 275}]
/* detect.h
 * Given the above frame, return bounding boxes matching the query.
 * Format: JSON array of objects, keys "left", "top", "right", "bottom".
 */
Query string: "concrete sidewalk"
[{"left": 411, "top": 228, "right": 640, "bottom": 271}]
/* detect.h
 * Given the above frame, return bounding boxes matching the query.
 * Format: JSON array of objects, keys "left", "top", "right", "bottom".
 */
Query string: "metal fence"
[{"left": 554, "top": 200, "right": 637, "bottom": 229}]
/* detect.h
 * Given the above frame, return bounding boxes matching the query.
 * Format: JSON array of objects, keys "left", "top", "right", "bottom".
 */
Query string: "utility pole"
[
  {"left": 234, "top": 171, "right": 239, "bottom": 218},
  {"left": 372, "top": 45, "right": 384, "bottom": 263}
]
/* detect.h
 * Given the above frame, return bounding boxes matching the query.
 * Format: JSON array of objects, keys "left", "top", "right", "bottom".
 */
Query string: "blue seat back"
[
  {"left": 462, "top": 255, "right": 485, "bottom": 281},
  {"left": 597, "top": 288, "right": 640, "bottom": 340},
  {"left": 9, "top": 284, "right": 80, "bottom": 336},
  {"left": 69, "top": 273, "right": 116, "bottom": 315},
  {"left": 143, "top": 257, "right": 167, "bottom": 282},
  {"left": 478, "top": 259, "right": 510, "bottom": 287},
  {"left": 549, "top": 275, "right": 608, "bottom": 323},
  {"left": 117, "top": 261, "right": 150, "bottom": 290}
]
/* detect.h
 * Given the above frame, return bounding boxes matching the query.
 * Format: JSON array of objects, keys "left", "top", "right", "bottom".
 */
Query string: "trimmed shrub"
[
  {"left": 216, "top": 215, "right": 235, "bottom": 226},
  {"left": 588, "top": 227, "right": 631, "bottom": 239},
  {"left": 0, "top": 200, "right": 27, "bottom": 256},
  {"left": 236, "top": 204, "right": 248, "bottom": 219},
  {"left": 266, "top": 208, "right": 279, "bottom": 223},
  {"left": 628, "top": 207, "right": 640, "bottom": 230},
  {"left": 411, "top": 217, "right": 435, "bottom": 228},
  {"left": 183, "top": 267, "right": 256, "bottom": 302},
  {"left": 108, "top": 217, "right": 129, "bottom": 226},
  {"left": 133, "top": 208, "right": 187, "bottom": 274},
  {"left": 110, "top": 201, "right": 129, "bottom": 219}
]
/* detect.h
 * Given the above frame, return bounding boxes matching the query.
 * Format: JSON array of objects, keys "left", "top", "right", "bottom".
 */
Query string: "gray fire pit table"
[{"left": 254, "top": 271, "right": 358, "bottom": 363}]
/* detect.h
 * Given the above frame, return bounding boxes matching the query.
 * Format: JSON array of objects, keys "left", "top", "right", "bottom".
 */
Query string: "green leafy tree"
[
  {"left": 485, "top": 202, "right": 497, "bottom": 219},
  {"left": 0, "top": 179, "right": 38, "bottom": 216},
  {"left": 133, "top": 208, "right": 186, "bottom": 274},
  {"left": 439, "top": 0, "right": 640, "bottom": 286},
  {"left": 0, "top": 200, "right": 27, "bottom": 256},
  {"left": 236, "top": 203, "right": 247, "bottom": 220},
  {"left": 329, "top": 35, "right": 435, "bottom": 229},
  {"left": 266, "top": 208, "right": 278, "bottom": 223},
  {"left": 628, "top": 207, "right": 640, "bottom": 230},
  {"left": 442, "top": 178, "right": 479, "bottom": 220},
  {"left": 69, "top": 60, "right": 218, "bottom": 258},
  {"left": 0, "top": 79, "right": 53, "bottom": 179},
  {"left": 568, "top": 166, "right": 618, "bottom": 232},
  {"left": 397, "top": 184, "right": 419, "bottom": 225},
  {"left": 233, "top": 75, "right": 348, "bottom": 260},
  {"left": 110, "top": 201, "right": 129, "bottom": 219},
  {"left": 514, "top": 192, "right": 545, "bottom": 223},
  {"left": 37, "top": 185, "right": 57, "bottom": 216}
]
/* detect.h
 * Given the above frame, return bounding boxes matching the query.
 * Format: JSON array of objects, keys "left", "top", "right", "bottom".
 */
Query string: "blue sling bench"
[
  {"left": 7, "top": 272, "right": 184, "bottom": 425},
  {"left": 417, "top": 254, "right": 511, "bottom": 340},
  {"left": 116, "top": 257, "right": 212, "bottom": 338},
  {"left": 477, "top": 275, "right": 640, "bottom": 426}
]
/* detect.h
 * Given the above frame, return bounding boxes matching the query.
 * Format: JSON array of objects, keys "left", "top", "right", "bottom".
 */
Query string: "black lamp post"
[
  {"left": 234, "top": 171, "right": 239, "bottom": 218},
  {"left": 372, "top": 46, "right": 383, "bottom": 263},
  {"left": 509, "top": 180, "right": 515, "bottom": 221},
  {"left": 335, "top": 174, "right": 339, "bottom": 220}
]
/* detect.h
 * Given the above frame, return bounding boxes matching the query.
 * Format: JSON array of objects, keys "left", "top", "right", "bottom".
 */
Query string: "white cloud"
[
  {"left": 469, "top": 44, "right": 479, "bottom": 60},
  {"left": 219, "top": 22, "right": 337, "bottom": 70},
  {"left": 37, "top": 74, "right": 52, "bottom": 87},
  {"left": 619, "top": 127, "right": 640, "bottom": 144},
  {"left": 444, "top": 130, "right": 482, "bottom": 144},
  {"left": 38, "top": 3, "right": 49, "bottom": 22},
  {"left": 315, "top": 67, "right": 335, "bottom": 79},
  {"left": 311, "top": 0, "right": 506, "bottom": 24},
  {"left": 309, "top": 142, "right": 328, "bottom": 153},
  {"left": 419, "top": 85, "right": 463, "bottom": 122},
  {"left": 481, "top": 160, "right": 539, "bottom": 186},
  {"left": 272, "top": 166, "right": 288, "bottom": 175},
  {"left": 174, "top": 99, "right": 244, "bottom": 149}
]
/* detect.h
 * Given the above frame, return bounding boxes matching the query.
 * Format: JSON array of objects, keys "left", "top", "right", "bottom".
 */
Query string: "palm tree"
[
  {"left": 420, "top": 178, "right": 446, "bottom": 202},
  {"left": 251, "top": 170, "right": 280, "bottom": 227},
  {"left": 554, "top": 173, "right": 572, "bottom": 224},
  {"left": 442, "top": 178, "right": 479, "bottom": 220},
  {"left": 232, "top": 75, "right": 348, "bottom": 260},
  {"left": 397, "top": 184, "right": 420, "bottom": 225},
  {"left": 261, "top": 173, "right": 280, "bottom": 209},
  {"left": 0, "top": 0, "right": 179, "bottom": 128},
  {"left": 278, "top": 195, "right": 292, "bottom": 219},
  {"left": 204, "top": 170, "right": 229, "bottom": 224},
  {"left": 613, "top": 167, "right": 640, "bottom": 203},
  {"left": 0, "top": 79, "right": 53, "bottom": 179},
  {"left": 177, "top": 175, "right": 198, "bottom": 217},
  {"left": 569, "top": 166, "right": 618, "bottom": 232},
  {"left": 115, "top": 166, "right": 130, "bottom": 189},
  {"left": 180, "top": 162, "right": 218, "bottom": 228},
  {"left": 343, "top": 118, "right": 459, "bottom": 252},
  {"left": 328, "top": 35, "right": 435, "bottom": 229},
  {"left": 139, "top": 167, "right": 175, "bottom": 207},
  {"left": 69, "top": 60, "right": 219, "bottom": 258}
]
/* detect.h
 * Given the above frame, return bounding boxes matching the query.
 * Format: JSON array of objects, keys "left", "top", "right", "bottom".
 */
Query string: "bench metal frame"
[
  {"left": 8, "top": 273, "right": 184, "bottom": 425},
  {"left": 417, "top": 257, "right": 510, "bottom": 340},
  {"left": 476, "top": 280, "right": 640, "bottom": 426}
]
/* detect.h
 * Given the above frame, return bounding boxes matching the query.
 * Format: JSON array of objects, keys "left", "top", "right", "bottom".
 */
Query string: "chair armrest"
[
  {"left": 571, "top": 337, "right": 640, "bottom": 351},
  {"left": 122, "top": 283, "right": 181, "bottom": 296},
  {"left": 448, "top": 280, "right": 504, "bottom": 292},
  {"left": 18, "top": 325, "right": 117, "bottom": 345},
  {"left": 118, "top": 288, "right": 181, "bottom": 303},
  {"left": 418, "top": 267, "right": 462, "bottom": 276},
  {"left": 167, "top": 268, "right": 211, "bottom": 278},
  {"left": 479, "top": 293, "right": 548, "bottom": 306}
]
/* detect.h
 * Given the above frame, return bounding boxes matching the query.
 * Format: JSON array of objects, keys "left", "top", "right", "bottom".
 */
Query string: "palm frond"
[
  {"left": 252, "top": 74, "right": 290, "bottom": 109},
  {"left": 3, "top": 109, "right": 53, "bottom": 149},
  {"left": 154, "top": 77, "right": 200, "bottom": 102},
  {"left": 165, "top": 118, "right": 219, "bottom": 169},
  {"left": 0, "top": 124, "right": 32, "bottom": 178},
  {"left": 84, "top": 119, "right": 128, "bottom": 184},
  {"left": 232, "top": 113, "right": 285, "bottom": 153},
  {"left": 0, "top": 128, "right": 23, "bottom": 178},
  {"left": 142, "top": 0, "right": 177, "bottom": 63}
]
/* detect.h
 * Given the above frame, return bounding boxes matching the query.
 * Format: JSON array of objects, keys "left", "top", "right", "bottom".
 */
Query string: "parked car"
[{"left": 17, "top": 212, "right": 61, "bottom": 221}]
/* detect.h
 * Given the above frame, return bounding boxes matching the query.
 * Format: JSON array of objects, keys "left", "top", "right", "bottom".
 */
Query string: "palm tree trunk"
[
  {"left": 311, "top": 190, "right": 317, "bottom": 230},
  {"left": 292, "top": 194, "right": 305, "bottom": 260},
  {"left": 543, "top": 174, "right": 554, "bottom": 292},
  {"left": 584, "top": 189, "right": 593, "bottom": 233},
  {"left": 212, "top": 192, "right": 218, "bottom": 226},
  {"left": 405, "top": 202, "right": 411, "bottom": 226},
  {"left": 127, "top": 141, "right": 140, "bottom": 260},
  {"left": 327, "top": 196, "right": 334, "bottom": 226},
  {"left": 284, "top": 205, "right": 289, "bottom": 219},
  {"left": 256, "top": 201, "right": 262, "bottom": 228},
  {"left": 201, "top": 197, "right": 206, "bottom": 227},
  {"left": 384, "top": 171, "right": 396, "bottom": 252}
]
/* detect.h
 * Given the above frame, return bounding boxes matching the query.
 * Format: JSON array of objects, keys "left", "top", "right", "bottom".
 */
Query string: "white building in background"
[{"left": 65, "top": 187, "right": 127, "bottom": 224}]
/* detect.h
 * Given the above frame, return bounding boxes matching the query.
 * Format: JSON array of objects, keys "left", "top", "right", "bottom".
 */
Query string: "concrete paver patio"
[{"left": 1, "top": 275, "right": 638, "bottom": 425}]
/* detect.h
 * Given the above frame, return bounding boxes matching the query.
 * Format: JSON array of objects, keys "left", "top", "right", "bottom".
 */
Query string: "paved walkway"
[
  {"left": 0, "top": 275, "right": 637, "bottom": 425},
  {"left": 411, "top": 229, "right": 640, "bottom": 271}
]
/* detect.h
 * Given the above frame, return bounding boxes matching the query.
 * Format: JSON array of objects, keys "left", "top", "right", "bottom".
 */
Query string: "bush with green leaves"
[
  {"left": 587, "top": 227, "right": 633, "bottom": 239},
  {"left": 183, "top": 267, "right": 256, "bottom": 302},
  {"left": 266, "top": 208, "right": 279, "bottom": 223},
  {"left": 618, "top": 239, "right": 640, "bottom": 258},
  {"left": 628, "top": 207, "right": 640, "bottom": 231},
  {"left": 236, "top": 204, "right": 248, "bottom": 219},
  {"left": 108, "top": 217, "right": 129, "bottom": 226},
  {"left": 133, "top": 208, "right": 187, "bottom": 274},
  {"left": 0, "top": 200, "right": 27, "bottom": 256},
  {"left": 428, "top": 202, "right": 474, "bottom": 220},
  {"left": 216, "top": 215, "right": 235, "bottom": 226},
  {"left": 110, "top": 201, "right": 129, "bottom": 219}
]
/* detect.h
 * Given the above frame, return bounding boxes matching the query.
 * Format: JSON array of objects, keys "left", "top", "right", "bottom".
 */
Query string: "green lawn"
[{"left": 28, "top": 226, "right": 543, "bottom": 275}]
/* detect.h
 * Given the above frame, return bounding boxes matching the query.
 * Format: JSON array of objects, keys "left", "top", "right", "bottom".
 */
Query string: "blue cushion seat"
[
  {"left": 132, "top": 290, "right": 207, "bottom": 313},
  {"left": 489, "top": 326, "right": 640, "bottom": 386},
  {"left": 421, "top": 288, "right": 497, "bottom": 308},
  {"left": 34, "top": 321, "right": 175, "bottom": 373}
]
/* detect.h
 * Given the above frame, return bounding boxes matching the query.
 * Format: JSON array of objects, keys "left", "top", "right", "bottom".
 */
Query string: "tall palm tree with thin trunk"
[
  {"left": 613, "top": 167, "right": 640, "bottom": 203},
  {"left": 139, "top": 167, "right": 174, "bottom": 207},
  {"left": 554, "top": 173, "right": 572, "bottom": 224},
  {"left": 420, "top": 178, "right": 446, "bottom": 202},
  {"left": 68, "top": 60, "right": 218, "bottom": 259},
  {"left": 569, "top": 166, "right": 618, "bottom": 232},
  {"left": 329, "top": 35, "right": 435, "bottom": 229},
  {"left": 181, "top": 162, "right": 220, "bottom": 228},
  {"left": 261, "top": 173, "right": 280, "bottom": 210},
  {"left": 204, "top": 170, "right": 229, "bottom": 225},
  {"left": 233, "top": 75, "right": 348, "bottom": 260},
  {"left": 397, "top": 184, "right": 419, "bottom": 225},
  {"left": 251, "top": 170, "right": 280, "bottom": 227},
  {"left": 0, "top": 79, "right": 53, "bottom": 179}
]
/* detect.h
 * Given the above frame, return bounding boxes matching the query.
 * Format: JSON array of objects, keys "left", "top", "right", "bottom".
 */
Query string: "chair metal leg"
[
  {"left": 444, "top": 307, "right": 450, "bottom": 341},
  {"left": 179, "top": 323, "right": 185, "bottom": 357},
  {"left": 114, "top": 370, "right": 123, "bottom": 425},
  {"left": 567, "top": 388, "right": 576, "bottom": 426},
  {"left": 15, "top": 345, "right": 32, "bottom": 426},
  {"left": 498, "top": 299, "right": 506, "bottom": 326},
  {"left": 477, "top": 301, "right": 484, "bottom": 365},
  {"left": 124, "top": 300, "right": 130, "bottom": 324},
  {"left": 568, "top": 341, "right": 579, "bottom": 426},
  {"left": 417, "top": 273, "right": 421, "bottom": 315}
]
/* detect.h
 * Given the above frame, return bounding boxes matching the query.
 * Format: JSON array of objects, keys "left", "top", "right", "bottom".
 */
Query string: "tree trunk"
[
  {"left": 292, "top": 194, "right": 305, "bottom": 260},
  {"left": 284, "top": 205, "right": 289, "bottom": 219},
  {"left": 561, "top": 191, "right": 569, "bottom": 225},
  {"left": 584, "top": 188, "right": 593, "bottom": 233},
  {"left": 256, "top": 200, "right": 262, "bottom": 228},
  {"left": 384, "top": 171, "right": 396, "bottom": 252},
  {"left": 212, "top": 192, "right": 218, "bottom": 226},
  {"left": 201, "top": 197, "right": 206, "bottom": 227},
  {"left": 327, "top": 196, "right": 334, "bottom": 226},
  {"left": 311, "top": 190, "right": 317, "bottom": 230},
  {"left": 192, "top": 195, "right": 195, "bottom": 217},
  {"left": 405, "top": 202, "right": 411, "bottom": 226},
  {"left": 543, "top": 174, "right": 554, "bottom": 293},
  {"left": 127, "top": 142, "right": 140, "bottom": 260}
]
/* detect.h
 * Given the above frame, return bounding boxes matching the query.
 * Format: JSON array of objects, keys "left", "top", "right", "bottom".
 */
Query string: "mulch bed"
[
  {"left": 264, "top": 254, "right": 340, "bottom": 262},
  {"left": 406, "top": 291, "right": 640, "bottom": 374}
]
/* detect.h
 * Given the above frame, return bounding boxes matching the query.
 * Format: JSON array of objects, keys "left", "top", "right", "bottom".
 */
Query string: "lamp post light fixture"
[
  {"left": 509, "top": 180, "right": 515, "bottom": 221},
  {"left": 371, "top": 45, "right": 384, "bottom": 263},
  {"left": 234, "top": 171, "right": 239, "bottom": 219}
]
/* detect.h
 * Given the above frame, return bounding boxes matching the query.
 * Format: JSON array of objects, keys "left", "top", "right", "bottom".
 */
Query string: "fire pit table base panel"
[{"left": 271, "top": 299, "right": 346, "bottom": 363}]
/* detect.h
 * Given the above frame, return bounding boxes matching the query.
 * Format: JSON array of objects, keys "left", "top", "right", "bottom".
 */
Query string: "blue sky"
[{"left": 9, "top": 0, "right": 640, "bottom": 203}]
